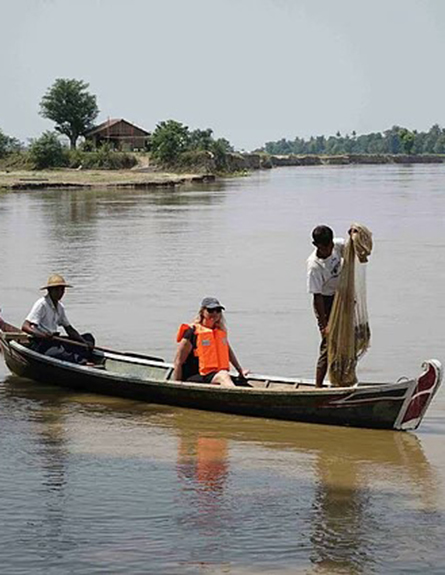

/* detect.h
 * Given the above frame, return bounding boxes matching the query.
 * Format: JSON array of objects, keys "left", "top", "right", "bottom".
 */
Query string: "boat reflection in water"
[
  {"left": 1, "top": 375, "right": 440, "bottom": 575},
  {"left": 170, "top": 411, "right": 441, "bottom": 574}
]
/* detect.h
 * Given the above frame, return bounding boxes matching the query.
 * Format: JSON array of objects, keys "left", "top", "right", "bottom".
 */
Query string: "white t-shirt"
[
  {"left": 307, "top": 238, "right": 345, "bottom": 296},
  {"left": 25, "top": 295, "right": 71, "bottom": 335}
]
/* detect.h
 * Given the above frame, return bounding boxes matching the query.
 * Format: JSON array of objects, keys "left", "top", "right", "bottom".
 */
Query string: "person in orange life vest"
[{"left": 173, "top": 297, "right": 250, "bottom": 387}]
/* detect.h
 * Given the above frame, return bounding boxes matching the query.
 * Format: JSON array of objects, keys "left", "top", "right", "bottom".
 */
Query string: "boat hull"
[{"left": 1, "top": 335, "right": 442, "bottom": 431}]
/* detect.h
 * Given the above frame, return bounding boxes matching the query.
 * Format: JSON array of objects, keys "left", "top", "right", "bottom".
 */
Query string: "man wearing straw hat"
[{"left": 22, "top": 273, "right": 94, "bottom": 363}]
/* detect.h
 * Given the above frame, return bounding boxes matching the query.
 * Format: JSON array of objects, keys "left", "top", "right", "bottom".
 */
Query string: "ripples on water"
[{"left": 1, "top": 165, "right": 445, "bottom": 574}]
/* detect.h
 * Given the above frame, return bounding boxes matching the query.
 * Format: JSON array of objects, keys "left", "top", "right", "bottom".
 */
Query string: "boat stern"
[{"left": 394, "top": 359, "right": 443, "bottom": 431}]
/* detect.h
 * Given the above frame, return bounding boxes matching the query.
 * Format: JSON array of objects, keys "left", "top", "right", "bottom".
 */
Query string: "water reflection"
[
  {"left": 33, "top": 404, "right": 70, "bottom": 552},
  {"left": 0, "top": 377, "right": 73, "bottom": 565},
  {"left": 310, "top": 454, "right": 372, "bottom": 574},
  {"left": 177, "top": 435, "right": 230, "bottom": 543},
  {"left": 30, "top": 183, "right": 228, "bottom": 226},
  {"left": 1, "top": 375, "right": 442, "bottom": 575}
]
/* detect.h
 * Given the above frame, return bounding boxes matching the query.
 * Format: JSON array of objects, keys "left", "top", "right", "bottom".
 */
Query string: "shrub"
[
  {"left": 0, "top": 151, "right": 33, "bottom": 170},
  {"left": 79, "top": 139, "right": 95, "bottom": 152},
  {"left": 64, "top": 148, "right": 83, "bottom": 168},
  {"left": 29, "top": 131, "right": 67, "bottom": 169},
  {"left": 177, "top": 150, "right": 215, "bottom": 172},
  {"left": 63, "top": 145, "right": 138, "bottom": 170},
  {"left": 150, "top": 120, "right": 190, "bottom": 165},
  {"left": 0, "top": 128, "right": 22, "bottom": 158}
]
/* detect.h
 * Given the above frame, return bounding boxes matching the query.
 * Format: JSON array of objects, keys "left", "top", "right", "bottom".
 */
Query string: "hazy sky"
[{"left": 2, "top": 0, "right": 445, "bottom": 150}]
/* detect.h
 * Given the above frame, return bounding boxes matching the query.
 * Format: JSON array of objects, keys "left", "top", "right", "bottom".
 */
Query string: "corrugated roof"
[{"left": 85, "top": 118, "right": 150, "bottom": 137}]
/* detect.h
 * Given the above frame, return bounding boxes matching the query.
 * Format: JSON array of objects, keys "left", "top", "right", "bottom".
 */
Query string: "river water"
[{"left": 1, "top": 165, "right": 445, "bottom": 574}]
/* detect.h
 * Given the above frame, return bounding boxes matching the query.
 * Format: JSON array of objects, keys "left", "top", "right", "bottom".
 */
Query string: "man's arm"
[
  {"left": 22, "top": 299, "right": 50, "bottom": 337},
  {"left": 64, "top": 325, "right": 90, "bottom": 344},
  {"left": 21, "top": 319, "right": 51, "bottom": 338},
  {"left": 313, "top": 294, "right": 329, "bottom": 335}
]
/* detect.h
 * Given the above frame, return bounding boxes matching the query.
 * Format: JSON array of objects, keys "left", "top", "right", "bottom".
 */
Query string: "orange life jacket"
[{"left": 176, "top": 323, "right": 230, "bottom": 376}]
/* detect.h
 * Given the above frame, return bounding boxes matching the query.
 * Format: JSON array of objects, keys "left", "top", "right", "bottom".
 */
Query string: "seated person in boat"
[
  {"left": 21, "top": 274, "right": 95, "bottom": 364},
  {"left": 173, "top": 297, "right": 249, "bottom": 386}
]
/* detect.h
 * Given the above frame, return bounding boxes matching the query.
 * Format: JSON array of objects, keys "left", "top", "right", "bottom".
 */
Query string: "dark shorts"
[{"left": 186, "top": 371, "right": 218, "bottom": 384}]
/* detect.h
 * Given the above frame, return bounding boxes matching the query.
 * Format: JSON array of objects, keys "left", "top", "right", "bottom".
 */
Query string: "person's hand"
[
  {"left": 239, "top": 369, "right": 250, "bottom": 379},
  {"left": 38, "top": 329, "right": 53, "bottom": 339},
  {"left": 82, "top": 338, "right": 94, "bottom": 350},
  {"left": 321, "top": 325, "right": 330, "bottom": 338}
]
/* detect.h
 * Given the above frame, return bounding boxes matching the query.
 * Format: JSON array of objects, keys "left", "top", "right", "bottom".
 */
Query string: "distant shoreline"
[
  {"left": 269, "top": 153, "right": 445, "bottom": 167},
  {"left": 1, "top": 154, "right": 444, "bottom": 191},
  {"left": 234, "top": 152, "right": 445, "bottom": 170}
]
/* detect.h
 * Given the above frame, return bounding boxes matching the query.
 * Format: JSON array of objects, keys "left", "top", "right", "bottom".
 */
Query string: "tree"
[
  {"left": 29, "top": 131, "right": 66, "bottom": 169},
  {"left": 189, "top": 128, "right": 214, "bottom": 151},
  {"left": 399, "top": 129, "right": 415, "bottom": 154},
  {"left": 150, "top": 120, "right": 190, "bottom": 165},
  {"left": 384, "top": 126, "right": 402, "bottom": 154},
  {"left": 210, "top": 137, "right": 234, "bottom": 169},
  {"left": 0, "top": 128, "right": 22, "bottom": 157},
  {"left": 40, "top": 78, "right": 99, "bottom": 149}
]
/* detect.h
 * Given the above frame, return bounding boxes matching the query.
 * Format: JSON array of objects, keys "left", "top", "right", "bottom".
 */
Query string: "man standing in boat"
[
  {"left": 307, "top": 226, "right": 345, "bottom": 388},
  {"left": 22, "top": 273, "right": 94, "bottom": 363}
]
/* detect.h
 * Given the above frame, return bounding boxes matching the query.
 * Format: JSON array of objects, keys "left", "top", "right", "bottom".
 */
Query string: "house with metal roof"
[{"left": 84, "top": 119, "right": 150, "bottom": 150}]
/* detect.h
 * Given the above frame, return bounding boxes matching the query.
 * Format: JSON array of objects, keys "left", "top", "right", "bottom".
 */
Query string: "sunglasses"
[{"left": 206, "top": 307, "right": 223, "bottom": 313}]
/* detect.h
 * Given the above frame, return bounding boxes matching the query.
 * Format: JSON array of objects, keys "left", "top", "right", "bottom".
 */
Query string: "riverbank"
[
  {"left": 0, "top": 169, "right": 215, "bottom": 190},
  {"left": 232, "top": 152, "right": 445, "bottom": 170},
  {"left": 1, "top": 153, "right": 444, "bottom": 191}
]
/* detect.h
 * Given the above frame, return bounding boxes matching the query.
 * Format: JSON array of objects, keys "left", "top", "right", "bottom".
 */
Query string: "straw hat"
[{"left": 40, "top": 274, "right": 73, "bottom": 290}]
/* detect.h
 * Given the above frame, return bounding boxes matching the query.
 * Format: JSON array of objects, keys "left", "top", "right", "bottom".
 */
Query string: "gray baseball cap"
[{"left": 201, "top": 297, "right": 225, "bottom": 310}]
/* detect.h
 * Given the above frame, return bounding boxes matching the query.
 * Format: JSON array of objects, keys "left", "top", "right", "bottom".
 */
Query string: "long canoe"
[{"left": 0, "top": 319, "right": 442, "bottom": 431}]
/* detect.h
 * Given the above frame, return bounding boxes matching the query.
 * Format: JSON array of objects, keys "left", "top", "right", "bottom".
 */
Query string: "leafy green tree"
[
  {"left": 189, "top": 128, "right": 214, "bottom": 151},
  {"left": 150, "top": 120, "right": 190, "bottom": 165},
  {"left": 210, "top": 137, "right": 234, "bottom": 170},
  {"left": 399, "top": 129, "right": 415, "bottom": 154},
  {"left": 0, "top": 128, "right": 22, "bottom": 157},
  {"left": 423, "top": 124, "right": 442, "bottom": 153},
  {"left": 29, "top": 131, "right": 67, "bottom": 169},
  {"left": 40, "top": 78, "right": 99, "bottom": 149},
  {"left": 433, "top": 133, "right": 445, "bottom": 154}
]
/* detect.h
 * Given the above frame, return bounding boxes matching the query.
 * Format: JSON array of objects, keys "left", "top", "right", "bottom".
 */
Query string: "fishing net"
[{"left": 327, "top": 224, "right": 373, "bottom": 387}]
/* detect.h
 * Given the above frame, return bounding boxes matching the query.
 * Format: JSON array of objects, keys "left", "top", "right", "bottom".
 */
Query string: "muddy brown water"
[{"left": 1, "top": 165, "right": 445, "bottom": 574}]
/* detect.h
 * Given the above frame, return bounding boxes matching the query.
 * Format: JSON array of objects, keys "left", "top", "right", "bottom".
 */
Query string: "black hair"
[{"left": 312, "top": 225, "right": 334, "bottom": 246}]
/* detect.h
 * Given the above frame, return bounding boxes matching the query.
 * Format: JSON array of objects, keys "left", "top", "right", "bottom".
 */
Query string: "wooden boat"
[{"left": 0, "top": 317, "right": 442, "bottom": 431}]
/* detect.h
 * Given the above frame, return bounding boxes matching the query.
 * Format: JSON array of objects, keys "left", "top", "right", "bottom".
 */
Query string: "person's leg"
[
  {"left": 315, "top": 296, "right": 334, "bottom": 388},
  {"left": 61, "top": 333, "right": 95, "bottom": 364},
  {"left": 211, "top": 370, "right": 236, "bottom": 387},
  {"left": 45, "top": 343, "right": 76, "bottom": 362},
  {"left": 187, "top": 372, "right": 218, "bottom": 384},
  {"left": 315, "top": 336, "right": 328, "bottom": 387},
  {"left": 30, "top": 339, "right": 53, "bottom": 355}
]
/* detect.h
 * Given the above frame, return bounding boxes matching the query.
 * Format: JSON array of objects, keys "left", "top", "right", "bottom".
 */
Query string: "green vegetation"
[
  {"left": 0, "top": 128, "right": 22, "bottom": 158},
  {"left": 40, "top": 78, "right": 99, "bottom": 149},
  {"left": 70, "top": 144, "right": 137, "bottom": 170},
  {"left": 150, "top": 119, "right": 234, "bottom": 171},
  {"left": 262, "top": 125, "right": 445, "bottom": 155},
  {"left": 29, "top": 131, "right": 66, "bottom": 169},
  {"left": 18, "top": 133, "right": 137, "bottom": 170},
  {"left": 150, "top": 120, "right": 191, "bottom": 165}
]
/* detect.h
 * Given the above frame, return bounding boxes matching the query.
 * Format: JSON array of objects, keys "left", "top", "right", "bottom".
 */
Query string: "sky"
[{"left": 1, "top": 0, "right": 445, "bottom": 151}]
